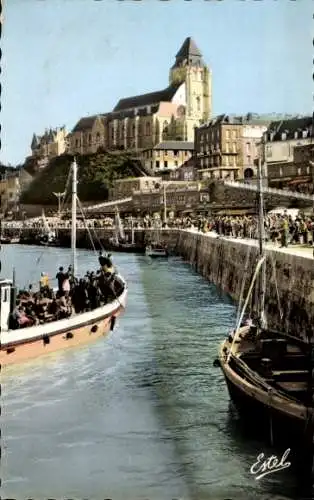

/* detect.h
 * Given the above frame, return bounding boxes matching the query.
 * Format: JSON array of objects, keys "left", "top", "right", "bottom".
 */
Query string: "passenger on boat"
[
  {"left": 39, "top": 272, "right": 50, "bottom": 296},
  {"left": 56, "top": 267, "right": 66, "bottom": 295}
]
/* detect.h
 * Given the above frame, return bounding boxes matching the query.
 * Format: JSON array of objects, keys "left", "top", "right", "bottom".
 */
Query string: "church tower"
[{"left": 169, "top": 37, "right": 212, "bottom": 140}]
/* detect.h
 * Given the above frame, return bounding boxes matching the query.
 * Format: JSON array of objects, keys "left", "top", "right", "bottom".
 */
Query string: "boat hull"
[
  {"left": 223, "top": 371, "right": 305, "bottom": 445},
  {"left": 1, "top": 305, "right": 124, "bottom": 367},
  {"left": 1, "top": 275, "right": 127, "bottom": 367},
  {"left": 218, "top": 337, "right": 311, "bottom": 461}
]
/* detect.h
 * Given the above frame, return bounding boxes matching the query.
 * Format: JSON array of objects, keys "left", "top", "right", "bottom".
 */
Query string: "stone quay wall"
[
  {"left": 165, "top": 229, "right": 314, "bottom": 342},
  {"left": 4, "top": 226, "right": 314, "bottom": 339}
]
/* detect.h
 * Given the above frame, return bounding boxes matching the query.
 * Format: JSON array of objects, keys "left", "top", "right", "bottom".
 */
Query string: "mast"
[
  {"left": 257, "top": 134, "right": 267, "bottom": 328},
  {"left": 71, "top": 158, "right": 77, "bottom": 277},
  {"left": 131, "top": 217, "right": 134, "bottom": 245}
]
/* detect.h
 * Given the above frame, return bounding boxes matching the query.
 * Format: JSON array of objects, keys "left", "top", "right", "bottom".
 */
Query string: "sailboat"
[
  {"left": 38, "top": 209, "right": 57, "bottom": 246},
  {"left": 145, "top": 219, "right": 168, "bottom": 258},
  {"left": 215, "top": 144, "right": 314, "bottom": 472},
  {"left": 109, "top": 208, "right": 144, "bottom": 253},
  {"left": 0, "top": 159, "right": 128, "bottom": 367}
]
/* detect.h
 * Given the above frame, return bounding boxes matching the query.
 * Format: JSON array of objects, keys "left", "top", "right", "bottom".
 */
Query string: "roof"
[
  {"left": 176, "top": 37, "right": 202, "bottom": 59},
  {"left": 197, "top": 113, "right": 272, "bottom": 130},
  {"left": 72, "top": 114, "right": 107, "bottom": 133},
  {"left": 113, "top": 84, "right": 181, "bottom": 112},
  {"left": 154, "top": 141, "right": 194, "bottom": 151},
  {"left": 267, "top": 116, "right": 313, "bottom": 141}
]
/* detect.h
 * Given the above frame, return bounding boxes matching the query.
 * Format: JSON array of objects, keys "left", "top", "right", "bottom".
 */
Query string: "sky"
[{"left": 1, "top": 0, "right": 313, "bottom": 165}]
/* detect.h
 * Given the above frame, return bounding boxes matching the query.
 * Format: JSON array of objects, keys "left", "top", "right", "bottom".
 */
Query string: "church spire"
[{"left": 172, "top": 37, "right": 203, "bottom": 69}]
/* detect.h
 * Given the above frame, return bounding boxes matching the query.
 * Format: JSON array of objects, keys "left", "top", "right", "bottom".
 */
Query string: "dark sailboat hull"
[{"left": 223, "top": 373, "right": 305, "bottom": 445}]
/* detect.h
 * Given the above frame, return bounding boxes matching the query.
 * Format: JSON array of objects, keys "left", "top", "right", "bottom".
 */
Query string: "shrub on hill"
[{"left": 20, "top": 150, "right": 142, "bottom": 205}]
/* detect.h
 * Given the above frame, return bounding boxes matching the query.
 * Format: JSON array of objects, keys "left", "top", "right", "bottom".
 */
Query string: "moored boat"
[
  {"left": 0, "top": 159, "right": 128, "bottom": 367},
  {"left": 215, "top": 138, "right": 314, "bottom": 478},
  {"left": 145, "top": 243, "right": 168, "bottom": 258}
]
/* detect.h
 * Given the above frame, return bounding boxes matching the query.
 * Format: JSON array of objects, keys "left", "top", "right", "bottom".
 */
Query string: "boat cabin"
[{"left": 0, "top": 279, "right": 13, "bottom": 333}]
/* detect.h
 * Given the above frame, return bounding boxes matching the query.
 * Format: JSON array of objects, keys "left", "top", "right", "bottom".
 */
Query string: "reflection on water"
[{"left": 1, "top": 245, "right": 300, "bottom": 499}]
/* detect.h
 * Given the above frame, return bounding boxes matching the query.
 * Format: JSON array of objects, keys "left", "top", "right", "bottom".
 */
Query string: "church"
[{"left": 69, "top": 37, "right": 212, "bottom": 155}]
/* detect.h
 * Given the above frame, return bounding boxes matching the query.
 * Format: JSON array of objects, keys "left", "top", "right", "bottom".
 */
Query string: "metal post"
[{"left": 71, "top": 159, "right": 77, "bottom": 277}]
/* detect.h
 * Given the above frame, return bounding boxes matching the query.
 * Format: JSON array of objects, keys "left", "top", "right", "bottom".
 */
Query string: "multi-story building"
[
  {"left": 195, "top": 114, "right": 268, "bottom": 181},
  {"left": 265, "top": 116, "right": 312, "bottom": 163},
  {"left": 132, "top": 180, "right": 203, "bottom": 216},
  {"left": 267, "top": 141, "right": 314, "bottom": 190},
  {"left": 109, "top": 176, "right": 162, "bottom": 200},
  {"left": 142, "top": 140, "right": 194, "bottom": 173},
  {"left": 0, "top": 173, "right": 20, "bottom": 215},
  {"left": 69, "top": 37, "right": 212, "bottom": 156},
  {"left": 30, "top": 126, "right": 69, "bottom": 162}
]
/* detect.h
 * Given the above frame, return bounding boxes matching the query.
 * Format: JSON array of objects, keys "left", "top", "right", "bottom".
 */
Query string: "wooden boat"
[
  {"left": 145, "top": 219, "right": 168, "bottom": 258},
  {"left": 145, "top": 243, "right": 168, "bottom": 258},
  {"left": 215, "top": 142, "right": 314, "bottom": 478},
  {"left": 0, "top": 159, "right": 128, "bottom": 367}
]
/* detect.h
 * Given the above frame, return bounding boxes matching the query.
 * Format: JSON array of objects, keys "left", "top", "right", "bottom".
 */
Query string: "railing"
[{"left": 223, "top": 180, "right": 314, "bottom": 202}]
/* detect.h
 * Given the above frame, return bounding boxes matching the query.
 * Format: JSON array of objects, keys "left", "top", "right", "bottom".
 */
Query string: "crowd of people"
[
  {"left": 199, "top": 213, "right": 314, "bottom": 248},
  {"left": 3, "top": 210, "right": 314, "bottom": 250},
  {"left": 8, "top": 252, "right": 123, "bottom": 330}
]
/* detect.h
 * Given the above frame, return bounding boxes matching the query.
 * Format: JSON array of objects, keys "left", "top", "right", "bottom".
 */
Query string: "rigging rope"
[
  {"left": 76, "top": 196, "right": 97, "bottom": 255},
  {"left": 227, "top": 255, "right": 266, "bottom": 364},
  {"left": 236, "top": 244, "right": 252, "bottom": 327},
  {"left": 269, "top": 252, "right": 284, "bottom": 320}
]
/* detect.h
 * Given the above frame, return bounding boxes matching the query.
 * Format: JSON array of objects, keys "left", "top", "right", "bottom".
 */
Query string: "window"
[
  {"left": 247, "top": 155, "right": 251, "bottom": 165},
  {"left": 225, "top": 156, "right": 229, "bottom": 166},
  {"left": 96, "top": 132, "right": 100, "bottom": 142},
  {"left": 174, "top": 150, "right": 178, "bottom": 156},
  {"left": 165, "top": 150, "right": 168, "bottom": 156},
  {"left": 266, "top": 145, "right": 272, "bottom": 157},
  {"left": 233, "top": 143, "right": 237, "bottom": 153},
  {"left": 226, "top": 130, "right": 230, "bottom": 140},
  {"left": 164, "top": 161, "right": 168, "bottom": 168},
  {"left": 225, "top": 142, "right": 229, "bottom": 153},
  {"left": 174, "top": 161, "right": 178, "bottom": 167},
  {"left": 155, "top": 160, "right": 160, "bottom": 168},
  {"left": 232, "top": 130, "right": 236, "bottom": 139},
  {"left": 246, "top": 142, "right": 251, "bottom": 154},
  {"left": 196, "top": 96, "right": 201, "bottom": 112},
  {"left": 88, "top": 134, "right": 92, "bottom": 145}
]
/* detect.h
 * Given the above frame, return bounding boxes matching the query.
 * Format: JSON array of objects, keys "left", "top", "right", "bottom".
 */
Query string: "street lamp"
[{"left": 52, "top": 191, "right": 65, "bottom": 219}]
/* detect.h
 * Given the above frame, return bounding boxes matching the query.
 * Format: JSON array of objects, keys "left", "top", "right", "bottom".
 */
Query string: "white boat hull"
[{"left": 1, "top": 278, "right": 127, "bottom": 367}]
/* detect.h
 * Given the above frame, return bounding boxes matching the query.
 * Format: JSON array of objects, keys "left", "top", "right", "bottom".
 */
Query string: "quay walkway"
[{"left": 183, "top": 227, "right": 314, "bottom": 259}]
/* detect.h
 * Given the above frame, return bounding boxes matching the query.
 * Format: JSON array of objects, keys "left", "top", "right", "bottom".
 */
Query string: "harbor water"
[{"left": 1, "top": 244, "right": 298, "bottom": 500}]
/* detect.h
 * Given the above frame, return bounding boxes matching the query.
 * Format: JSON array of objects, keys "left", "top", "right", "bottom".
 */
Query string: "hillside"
[{"left": 20, "top": 150, "right": 147, "bottom": 205}]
